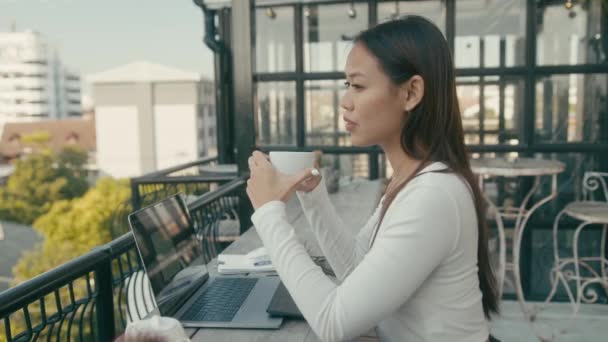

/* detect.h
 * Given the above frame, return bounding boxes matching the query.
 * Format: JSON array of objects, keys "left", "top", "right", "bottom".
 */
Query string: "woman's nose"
[{"left": 340, "top": 91, "right": 354, "bottom": 112}]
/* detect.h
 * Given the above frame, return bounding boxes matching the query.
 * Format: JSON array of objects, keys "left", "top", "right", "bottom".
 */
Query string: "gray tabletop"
[{"left": 188, "top": 179, "right": 384, "bottom": 342}]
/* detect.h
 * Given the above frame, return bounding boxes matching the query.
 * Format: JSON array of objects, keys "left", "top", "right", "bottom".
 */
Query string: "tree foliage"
[
  {"left": 0, "top": 133, "right": 89, "bottom": 224},
  {"left": 12, "top": 178, "right": 131, "bottom": 282}
]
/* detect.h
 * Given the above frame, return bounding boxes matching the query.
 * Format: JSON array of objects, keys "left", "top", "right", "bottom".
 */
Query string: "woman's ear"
[{"left": 401, "top": 75, "right": 424, "bottom": 112}]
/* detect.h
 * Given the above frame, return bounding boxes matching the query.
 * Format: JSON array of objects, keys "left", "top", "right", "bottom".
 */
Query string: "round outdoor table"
[
  {"left": 199, "top": 164, "right": 238, "bottom": 177},
  {"left": 471, "top": 157, "right": 565, "bottom": 320}
]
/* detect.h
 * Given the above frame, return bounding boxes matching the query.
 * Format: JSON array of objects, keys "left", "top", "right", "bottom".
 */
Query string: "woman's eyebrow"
[{"left": 345, "top": 71, "right": 365, "bottom": 79}]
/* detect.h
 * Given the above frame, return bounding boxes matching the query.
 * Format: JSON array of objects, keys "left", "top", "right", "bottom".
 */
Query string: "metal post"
[
  {"left": 368, "top": 0, "right": 377, "bottom": 27},
  {"left": 295, "top": 4, "right": 306, "bottom": 148},
  {"left": 216, "top": 8, "right": 236, "bottom": 164},
  {"left": 519, "top": 0, "right": 539, "bottom": 299},
  {"left": 237, "top": 188, "right": 254, "bottom": 235},
  {"left": 479, "top": 37, "right": 485, "bottom": 144},
  {"left": 94, "top": 251, "right": 115, "bottom": 342},
  {"left": 369, "top": 151, "right": 379, "bottom": 180},
  {"left": 446, "top": 0, "right": 455, "bottom": 54},
  {"left": 130, "top": 179, "right": 142, "bottom": 210},
  {"left": 232, "top": 0, "right": 256, "bottom": 176},
  {"left": 232, "top": 0, "right": 256, "bottom": 233},
  {"left": 498, "top": 38, "right": 506, "bottom": 144}
]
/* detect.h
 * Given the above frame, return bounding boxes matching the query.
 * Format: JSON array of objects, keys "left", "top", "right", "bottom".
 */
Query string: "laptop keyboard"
[{"left": 181, "top": 277, "right": 259, "bottom": 322}]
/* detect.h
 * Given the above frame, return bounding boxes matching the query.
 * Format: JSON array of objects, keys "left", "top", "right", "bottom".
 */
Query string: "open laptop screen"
[{"left": 128, "top": 194, "right": 207, "bottom": 313}]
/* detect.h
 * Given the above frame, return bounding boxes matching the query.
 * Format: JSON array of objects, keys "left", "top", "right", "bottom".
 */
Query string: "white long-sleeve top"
[{"left": 251, "top": 162, "right": 490, "bottom": 342}]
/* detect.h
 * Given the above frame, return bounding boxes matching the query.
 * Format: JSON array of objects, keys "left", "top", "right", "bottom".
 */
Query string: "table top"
[
  {"left": 471, "top": 157, "right": 565, "bottom": 177},
  {"left": 189, "top": 179, "right": 385, "bottom": 342},
  {"left": 199, "top": 163, "right": 238, "bottom": 176}
]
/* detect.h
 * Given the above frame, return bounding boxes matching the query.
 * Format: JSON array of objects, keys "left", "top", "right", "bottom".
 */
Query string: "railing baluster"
[
  {"left": 54, "top": 289, "right": 67, "bottom": 341},
  {"left": 77, "top": 295, "right": 90, "bottom": 341},
  {"left": 94, "top": 252, "right": 115, "bottom": 342},
  {"left": 65, "top": 282, "right": 80, "bottom": 342},
  {"left": 88, "top": 297, "right": 96, "bottom": 341},
  {"left": 115, "top": 256, "right": 128, "bottom": 329},
  {"left": 38, "top": 297, "right": 46, "bottom": 333},
  {"left": 22, "top": 306, "right": 33, "bottom": 340},
  {"left": 46, "top": 315, "right": 55, "bottom": 342},
  {"left": 4, "top": 316, "right": 12, "bottom": 342}
]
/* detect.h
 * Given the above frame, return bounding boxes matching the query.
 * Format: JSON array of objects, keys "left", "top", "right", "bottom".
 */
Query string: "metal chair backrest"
[{"left": 582, "top": 172, "right": 608, "bottom": 202}]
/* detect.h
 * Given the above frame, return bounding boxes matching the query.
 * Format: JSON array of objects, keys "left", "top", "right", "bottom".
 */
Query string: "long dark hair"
[{"left": 355, "top": 16, "right": 499, "bottom": 319}]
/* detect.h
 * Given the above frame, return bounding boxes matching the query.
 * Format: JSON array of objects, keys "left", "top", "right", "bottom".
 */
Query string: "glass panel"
[
  {"left": 255, "top": 82, "right": 297, "bottom": 146},
  {"left": 528, "top": 152, "right": 606, "bottom": 302},
  {"left": 531, "top": 225, "right": 607, "bottom": 300},
  {"left": 305, "top": 80, "right": 349, "bottom": 146},
  {"left": 455, "top": 0, "right": 526, "bottom": 68},
  {"left": 535, "top": 73, "right": 608, "bottom": 143},
  {"left": 457, "top": 76, "right": 525, "bottom": 145},
  {"left": 472, "top": 151, "right": 606, "bottom": 298},
  {"left": 377, "top": 1, "right": 446, "bottom": 33},
  {"left": 535, "top": 152, "right": 605, "bottom": 208},
  {"left": 303, "top": 3, "right": 368, "bottom": 73},
  {"left": 318, "top": 152, "right": 370, "bottom": 182},
  {"left": 537, "top": 0, "right": 607, "bottom": 65},
  {"left": 256, "top": 6, "right": 296, "bottom": 72}
]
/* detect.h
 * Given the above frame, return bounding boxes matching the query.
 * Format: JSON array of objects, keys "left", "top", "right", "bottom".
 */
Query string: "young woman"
[{"left": 246, "top": 16, "right": 499, "bottom": 342}]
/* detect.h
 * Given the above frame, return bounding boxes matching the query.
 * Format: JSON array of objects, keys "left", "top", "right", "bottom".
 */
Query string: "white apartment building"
[
  {"left": 0, "top": 30, "right": 81, "bottom": 133},
  {"left": 88, "top": 61, "right": 215, "bottom": 178}
]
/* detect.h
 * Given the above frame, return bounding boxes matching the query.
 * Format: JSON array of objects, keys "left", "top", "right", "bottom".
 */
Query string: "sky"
[{"left": 0, "top": 0, "right": 215, "bottom": 87}]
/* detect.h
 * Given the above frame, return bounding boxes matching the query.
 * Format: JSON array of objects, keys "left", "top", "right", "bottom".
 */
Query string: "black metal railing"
[
  {"left": 129, "top": 156, "right": 237, "bottom": 211},
  {"left": 0, "top": 177, "right": 249, "bottom": 342}
]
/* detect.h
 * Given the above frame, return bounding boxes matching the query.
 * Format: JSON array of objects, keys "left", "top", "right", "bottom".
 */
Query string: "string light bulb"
[
  {"left": 391, "top": 1, "right": 400, "bottom": 20},
  {"left": 265, "top": 7, "right": 276, "bottom": 19},
  {"left": 564, "top": 0, "right": 574, "bottom": 10},
  {"left": 347, "top": 1, "right": 357, "bottom": 19}
]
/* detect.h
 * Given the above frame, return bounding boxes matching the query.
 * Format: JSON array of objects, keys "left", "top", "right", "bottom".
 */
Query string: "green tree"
[
  {"left": 0, "top": 133, "right": 89, "bottom": 224},
  {"left": 4, "top": 178, "right": 131, "bottom": 341},
  {"left": 20, "top": 130, "right": 51, "bottom": 147},
  {"left": 12, "top": 178, "right": 131, "bottom": 281}
]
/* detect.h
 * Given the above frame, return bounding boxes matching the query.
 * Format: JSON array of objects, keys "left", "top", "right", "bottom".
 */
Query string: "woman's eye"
[{"left": 344, "top": 81, "right": 363, "bottom": 90}]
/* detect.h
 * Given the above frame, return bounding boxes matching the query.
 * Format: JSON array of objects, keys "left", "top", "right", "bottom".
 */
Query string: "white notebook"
[{"left": 217, "top": 247, "right": 276, "bottom": 275}]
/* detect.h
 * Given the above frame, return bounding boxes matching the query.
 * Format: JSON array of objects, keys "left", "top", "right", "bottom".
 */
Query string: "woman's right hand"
[
  {"left": 295, "top": 168, "right": 323, "bottom": 193},
  {"left": 296, "top": 150, "right": 323, "bottom": 193}
]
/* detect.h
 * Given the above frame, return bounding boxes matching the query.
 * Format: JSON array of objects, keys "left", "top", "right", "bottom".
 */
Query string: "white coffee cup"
[
  {"left": 124, "top": 316, "right": 190, "bottom": 342},
  {"left": 269, "top": 151, "right": 315, "bottom": 175}
]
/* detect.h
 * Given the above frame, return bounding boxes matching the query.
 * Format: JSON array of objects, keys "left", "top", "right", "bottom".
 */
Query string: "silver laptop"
[{"left": 128, "top": 193, "right": 283, "bottom": 329}]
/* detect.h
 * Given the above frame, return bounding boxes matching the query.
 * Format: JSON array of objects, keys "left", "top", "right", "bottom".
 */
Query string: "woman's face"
[{"left": 341, "top": 43, "right": 407, "bottom": 147}]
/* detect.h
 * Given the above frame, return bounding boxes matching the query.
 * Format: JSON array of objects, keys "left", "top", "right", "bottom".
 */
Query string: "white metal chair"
[{"left": 545, "top": 172, "right": 608, "bottom": 315}]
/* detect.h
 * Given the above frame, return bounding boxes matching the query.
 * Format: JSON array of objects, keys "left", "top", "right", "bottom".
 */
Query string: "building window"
[
  {"left": 455, "top": 0, "right": 526, "bottom": 68},
  {"left": 255, "top": 81, "right": 297, "bottom": 146},
  {"left": 378, "top": 1, "right": 445, "bottom": 31},
  {"left": 537, "top": 0, "right": 606, "bottom": 65},
  {"left": 256, "top": 6, "right": 296, "bottom": 72},
  {"left": 304, "top": 80, "right": 349, "bottom": 146},
  {"left": 456, "top": 76, "right": 525, "bottom": 145},
  {"left": 535, "top": 73, "right": 608, "bottom": 143},
  {"left": 303, "top": 2, "right": 368, "bottom": 72},
  {"left": 8, "top": 134, "right": 20, "bottom": 144},
  {"left": 66, "top": 132, "right": 79, "bottom": 144}
]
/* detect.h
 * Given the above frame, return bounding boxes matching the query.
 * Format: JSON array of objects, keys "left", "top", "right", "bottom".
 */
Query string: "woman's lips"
[{"left": 344, "top": 117, "right": 357, "bottom": 132}]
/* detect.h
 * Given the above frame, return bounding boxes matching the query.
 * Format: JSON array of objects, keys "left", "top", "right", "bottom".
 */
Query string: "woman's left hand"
[{"left": 246, "top": 151, "right": 317, "bottom": 210}]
